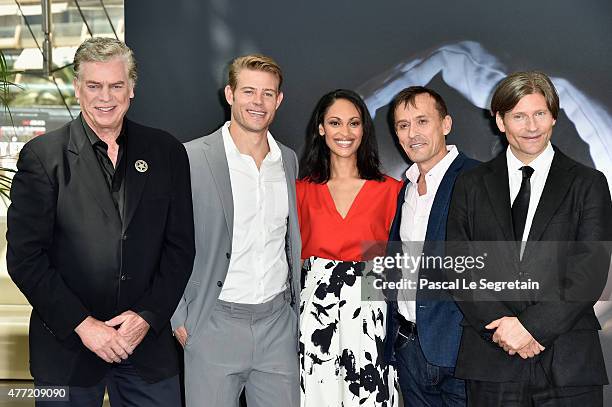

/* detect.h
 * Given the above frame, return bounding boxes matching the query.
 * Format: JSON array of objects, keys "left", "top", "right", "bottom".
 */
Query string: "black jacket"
[
  {"left": 7, "top": 117, "right": 195, "bottom": 386},
  {"left": 446, "top": 146, "right": 611, "bottom": 386}
]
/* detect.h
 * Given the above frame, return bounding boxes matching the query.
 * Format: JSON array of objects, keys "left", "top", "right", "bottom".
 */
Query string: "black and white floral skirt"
[{"left": 299, "top": 256, "right": 398, "bottom": 407}]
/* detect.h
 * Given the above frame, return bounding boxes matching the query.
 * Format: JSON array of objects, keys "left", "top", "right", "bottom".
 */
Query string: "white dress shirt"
[
  {"left": 218, "top": 122, "right": 289, "bottom": 304},
  {"left": 506, "top": 143, "right": 555, "bottom": 244},
  {"left": 398, "top": 146, "right": 459, "bottom": 322}
]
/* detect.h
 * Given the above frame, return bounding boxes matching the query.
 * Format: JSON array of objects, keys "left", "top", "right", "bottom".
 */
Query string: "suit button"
[
  {"left": 120, "top": 274, "right": 127, "bottom": 281},
  {"left": 217, "top": 281, "right": 223, "bottom": 287},
  {"left": 226, "top": 252, "right": 231, "bottom": 259},
  {"left": 122, "top": 234, "right": 128, "bottom": 241}
]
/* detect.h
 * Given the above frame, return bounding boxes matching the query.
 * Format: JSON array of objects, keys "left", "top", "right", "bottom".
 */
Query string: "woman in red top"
[{"left": 297, "top": 89, "right": 401, "bottom": 407}]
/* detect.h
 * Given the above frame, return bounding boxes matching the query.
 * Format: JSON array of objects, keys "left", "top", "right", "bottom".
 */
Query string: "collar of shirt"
[
  {"left": 506, "top": 142, "right": 554, "bottom": 185},
  {"left": 405, "top": 145, "right": 459, "bottom": 192},
  {"left": 81, "top": 114, "right": 126, "bottom": 148},
  {"left": 221, "top": 121, "right": 282, "bottom": 164}
]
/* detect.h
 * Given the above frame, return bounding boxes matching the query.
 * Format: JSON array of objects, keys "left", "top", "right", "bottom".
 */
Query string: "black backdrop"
[
  {"left": 125, "top": 0, "right": 612, "bottom": 175},
  {"left": 125, "top": 0, "right": 612, "bottom": 400}
]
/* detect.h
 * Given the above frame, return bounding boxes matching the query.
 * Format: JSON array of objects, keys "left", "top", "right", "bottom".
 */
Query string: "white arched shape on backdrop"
[{"left": 357, "top": 41, "right": 612, "bottom": 191}]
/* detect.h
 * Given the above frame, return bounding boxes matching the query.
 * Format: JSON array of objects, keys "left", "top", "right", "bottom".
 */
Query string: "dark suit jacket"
[
  {"left": 384, "top": 152, "right": 479, "bottom": 367},
  {"left": 6, "top": 116, "right": 195, "bottom": 386},
  {"left": 446, "top": 146, "right": 611, "bottom": 386}
]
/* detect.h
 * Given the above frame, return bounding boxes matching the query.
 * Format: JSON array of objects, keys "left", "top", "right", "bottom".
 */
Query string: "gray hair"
[{"left": 73, "top": 37, "right": 137, "bottom": 86}]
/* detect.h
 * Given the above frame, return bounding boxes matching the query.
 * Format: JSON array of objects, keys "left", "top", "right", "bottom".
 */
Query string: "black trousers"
[
  {"left": 466, "top": 360, "right": 602, "bottom": 407},
  {"left": 35, "top": 359, "right": 181, "bottom": 407}
]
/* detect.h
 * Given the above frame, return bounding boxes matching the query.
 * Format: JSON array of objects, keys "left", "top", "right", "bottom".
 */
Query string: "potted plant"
[
  {"left": 0, "top": 50, "right": 16, "bottom": 205},
  {"left": 0, "top": 50, "right": 10, "bottom": 106}
]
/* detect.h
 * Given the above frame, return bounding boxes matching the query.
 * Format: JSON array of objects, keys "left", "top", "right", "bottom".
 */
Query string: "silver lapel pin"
[{"left": 135, "top": 159, "right": 148, "bottom": 173}]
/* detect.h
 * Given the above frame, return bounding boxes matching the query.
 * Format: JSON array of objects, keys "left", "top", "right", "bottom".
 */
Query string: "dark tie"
[{"left": 512, "top": 166, "right": 534, "bottom": 240}]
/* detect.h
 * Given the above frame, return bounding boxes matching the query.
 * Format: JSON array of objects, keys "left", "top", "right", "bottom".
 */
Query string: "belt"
[{"left": 398, "top": 315, "right": 417, "bottom": 338}]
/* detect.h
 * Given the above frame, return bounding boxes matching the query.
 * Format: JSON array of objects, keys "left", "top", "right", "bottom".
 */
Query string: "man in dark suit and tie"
[
  {"left": 447, "top": 71, "right": 612, "bottom": 406},
  {"left": 383, "top": 86, "right": 479, "bottom": 406},
  {"left": 7, "top": 37, "right": 195, "bottom": 406}
]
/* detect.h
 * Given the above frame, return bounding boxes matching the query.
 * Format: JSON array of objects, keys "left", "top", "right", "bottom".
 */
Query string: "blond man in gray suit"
[{"left": 171, "top": 54, "right": 301, "bottom": 407}]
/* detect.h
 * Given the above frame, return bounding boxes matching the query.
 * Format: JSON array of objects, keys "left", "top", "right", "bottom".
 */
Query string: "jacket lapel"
[
  {"left": 279, "top": 144, "right": 299, "bottom": 296},
  {"left": 281, "top": 145, "right": 297, "bottom": 251},
  {"left": 425, "top": 153, "right": 466, "bottom": 241},
  {"left": 388, "top": 180, "right": 408, "bottom": 244},
  {"left": 203, "top": 130, "right": 234, "bottom": 239},
  {"left": 122, "top": 120, "right": 151, "bottom": 233},
  {"left": 67, "top": 118, "right": 121, "bottom": 228},
  {"left": 280, "top": 147, "right": 296, "bottom": 215},
  {"left": 483, "top": 153, "right": 515, "bottom": 241},
  {"left": 526, "top": 149, "right": 574, "bottom": 243}
]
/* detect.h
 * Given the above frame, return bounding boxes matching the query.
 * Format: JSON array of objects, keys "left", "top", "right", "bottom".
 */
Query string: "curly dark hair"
[{"left": 299, "top": 89, "right": 384, "bottom": 183}]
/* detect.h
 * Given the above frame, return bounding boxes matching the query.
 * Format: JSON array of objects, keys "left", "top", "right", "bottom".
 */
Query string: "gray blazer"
[{"left": 171, "top": 128, "right": 301, "bottom": 342}]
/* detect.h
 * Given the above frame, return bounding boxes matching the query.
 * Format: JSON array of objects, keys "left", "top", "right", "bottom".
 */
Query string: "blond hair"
[{"left": 228, "top": 54, "right": 283, "bottom": 91}]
